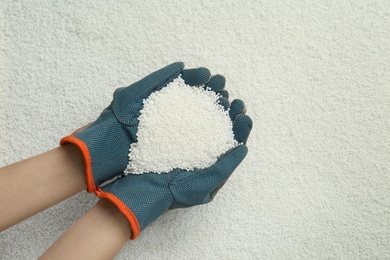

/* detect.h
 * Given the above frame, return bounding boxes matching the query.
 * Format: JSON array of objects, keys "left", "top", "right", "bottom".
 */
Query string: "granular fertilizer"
[{"left": 124, "top": 76, "right": 238, "bottom": 175}]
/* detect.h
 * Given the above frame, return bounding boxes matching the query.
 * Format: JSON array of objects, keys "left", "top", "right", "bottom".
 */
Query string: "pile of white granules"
[{"left": 124, "top": 76, "right": 238, "bottom": 175}]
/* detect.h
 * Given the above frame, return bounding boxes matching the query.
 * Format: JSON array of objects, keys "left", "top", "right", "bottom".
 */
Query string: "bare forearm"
[
  {"left": 40, "top": 199, "right": 131, "bottom": 260},
  {"left": 0, "top": 144, "right": 86, "bottom": 231}
]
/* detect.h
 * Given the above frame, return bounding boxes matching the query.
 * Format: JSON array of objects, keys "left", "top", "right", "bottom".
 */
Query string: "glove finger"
[
  {"left": 229, "top": 99, "right": 246, "bottom": 121},
  {"left": 233, "top": 114, "right": 253, "bottom": 144},
  {"left": 218, "top": 89, "right": 229, "bottom": 99},
  {"left": 218, "top": 97, "right": 230, "bottom": 110},
  {"left": 181, "top": 67, "right": 211, "bottom": 86},
  {"left": 130, "top": 62, "right": 184, "bottom": 100},
  {"left": 204, "top": 75, "right": 225, "bottom": 92}
]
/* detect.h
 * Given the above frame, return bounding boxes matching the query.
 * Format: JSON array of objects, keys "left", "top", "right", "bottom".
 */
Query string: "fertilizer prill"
[{"left": 124, "top": 76, "right": 238, "bottom": 175}]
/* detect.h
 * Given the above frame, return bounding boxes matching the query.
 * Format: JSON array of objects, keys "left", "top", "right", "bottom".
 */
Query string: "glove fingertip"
[
  {"left": 233, "top": 114, "right": 253, "bottom": 144},
  {"left": 218, "top": 89, "right": 229, "bottom": 99},
  {"left": 229, "top": 99, "right": 246, "bottom": 121},
  {"left": 205, "top": 74, "right": 226, "bottom": 92},
  {"left": 181, "top": 67, "right": 211, "bottom": 86},
  {"left": 218, "top": 97, "right": 230, "bottom": 110}
]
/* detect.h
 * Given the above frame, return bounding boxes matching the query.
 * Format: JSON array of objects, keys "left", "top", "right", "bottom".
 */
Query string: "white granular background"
[{"left": 124, "top": 76, "right": 238, "bottom": 174}]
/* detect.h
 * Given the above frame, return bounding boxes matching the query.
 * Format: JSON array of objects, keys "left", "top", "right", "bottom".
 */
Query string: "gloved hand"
[
  {"left": 95, "top": 97, "right": 252, "bottom": 239},
  {"left": 61, "top": 62, "right": 217, "bottom": 192}
]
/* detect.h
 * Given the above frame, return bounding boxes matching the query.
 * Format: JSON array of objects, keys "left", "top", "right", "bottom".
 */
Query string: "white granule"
[{"left": 124, "top": 76, "right": 238, "bottom": 175}]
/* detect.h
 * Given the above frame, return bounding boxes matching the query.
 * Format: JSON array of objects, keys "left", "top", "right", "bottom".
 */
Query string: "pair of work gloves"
[{"left": 61, "top": 62, "right": 252, "bottom": 239}]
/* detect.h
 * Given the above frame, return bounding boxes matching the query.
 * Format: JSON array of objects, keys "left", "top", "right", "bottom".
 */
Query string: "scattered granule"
[{"left": 124, "top": 76, "right": 238, "bottom": 175}]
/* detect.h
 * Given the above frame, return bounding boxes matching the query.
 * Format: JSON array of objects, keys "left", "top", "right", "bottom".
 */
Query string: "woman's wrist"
[
  {"left": 40, "top": 199, "right": 131, "bottom": 259},
  {"left": 0, "top": 145, "right": 87, "bottom": 231}
]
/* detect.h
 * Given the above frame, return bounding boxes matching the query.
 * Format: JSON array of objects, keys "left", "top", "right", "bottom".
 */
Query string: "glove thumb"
[{"left": 169, "top": 145, "right": 248, "bottom": 207}]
